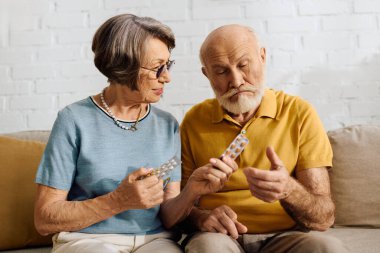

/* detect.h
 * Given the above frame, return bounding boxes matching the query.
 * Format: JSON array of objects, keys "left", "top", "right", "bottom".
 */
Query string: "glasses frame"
[{"left": 141, "top": 60, "right": 175, "bottom": 79}]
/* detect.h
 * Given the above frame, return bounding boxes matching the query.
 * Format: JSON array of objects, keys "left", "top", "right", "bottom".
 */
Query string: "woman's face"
[{"left": 137, "top": 37, "right": 172, "bottom": 103}]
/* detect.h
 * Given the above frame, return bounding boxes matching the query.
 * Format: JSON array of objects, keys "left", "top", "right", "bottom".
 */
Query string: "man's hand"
[
  {"left": 243, "top": 147, "right": 294, "bottom": 203},
  {"left": 195, "top": 205, "right": 247, "bottom": 239},
  {"left": 186, "top": 156, "right": 238, "bottom": 196},
  {"left": 110, "top": 168, "right": 164, "bottom": 211}
]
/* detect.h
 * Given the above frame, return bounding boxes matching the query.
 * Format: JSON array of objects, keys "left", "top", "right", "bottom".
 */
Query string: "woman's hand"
[
  {"left": 185, "top": 156, "right": 238, "bottom": 196},
  {"left": 110, "top": 168, "right": 164, "bottom": 211}
]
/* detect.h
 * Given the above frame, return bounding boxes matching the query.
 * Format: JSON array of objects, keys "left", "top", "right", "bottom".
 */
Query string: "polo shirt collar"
[{"left": 211, "top": 88, "right": 277, "bottom": 124}]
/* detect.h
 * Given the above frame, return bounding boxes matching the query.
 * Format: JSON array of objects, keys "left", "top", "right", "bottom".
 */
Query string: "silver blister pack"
[
  {"left": 148, "top": 156, "right": 180, "bottom": 179},
  {"left": 221, "top": 133, "right": 249, "bottom": 160},
  {"left": 139, "top": 156, "right": 180, "bottom": 181}
]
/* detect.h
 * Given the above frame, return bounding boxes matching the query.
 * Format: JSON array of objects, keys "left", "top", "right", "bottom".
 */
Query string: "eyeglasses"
[{"left": 141, "top": 60, "right": 175, "bottom": 79}]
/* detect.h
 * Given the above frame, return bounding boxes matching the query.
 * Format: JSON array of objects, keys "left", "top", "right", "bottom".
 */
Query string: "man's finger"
[
  {"left": 266, "top": 146, "right": 284, "bottom": 170},
  {"left": 218, "top": 213, "right": 239, "bottom": 239},
  {"left": 246, "top": 177, "right": 282, "bottom": 192},
  {"left": 234, "top": 220, "right": 248, "bottom": 234},
  {"left": 221, "top": 205, "right": 238, "bottom": 221},
  {"left": 244, "top": 167, "right": 280, "bottom": 182},
  {"left": 203, "top": 217, "right": 227, "bottom": 234}
]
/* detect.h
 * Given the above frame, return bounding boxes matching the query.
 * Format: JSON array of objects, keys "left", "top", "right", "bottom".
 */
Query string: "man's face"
[{"left": 202, "top": 35, "right": 266, "bottom": 115}]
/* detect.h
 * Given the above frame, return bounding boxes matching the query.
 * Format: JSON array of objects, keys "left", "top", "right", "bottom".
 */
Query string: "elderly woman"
[{"left": 34, "top": 14, "right": 237, "bottom": 253}]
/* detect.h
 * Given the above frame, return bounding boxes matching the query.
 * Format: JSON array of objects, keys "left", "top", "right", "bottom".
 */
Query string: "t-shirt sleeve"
[
  {"left": 180, "top": 115, "right": 197, "bottom": 190},
  {"left": 296, "top": 99, "right": 333, "bottom": 170},
  {"left": 35, "top": 108, "right": 78, "bottom": 190}
]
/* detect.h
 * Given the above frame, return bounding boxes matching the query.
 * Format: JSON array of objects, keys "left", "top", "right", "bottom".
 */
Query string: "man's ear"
[
  {"left": 201, "top": 67, "right": 208, "bottom": 78},
  {"left": 260, "top": 47, "right": 266, "bottom": 64}
]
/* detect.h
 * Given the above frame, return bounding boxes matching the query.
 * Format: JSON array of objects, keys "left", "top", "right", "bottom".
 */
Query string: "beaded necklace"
[{"left": 100, "top": 88, "right": 142, "bottom": 131}]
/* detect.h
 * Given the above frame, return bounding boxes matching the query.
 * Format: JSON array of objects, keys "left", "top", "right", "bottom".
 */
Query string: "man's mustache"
[{"left": 222, "top": 86, "right": 258, "bottom": 98}]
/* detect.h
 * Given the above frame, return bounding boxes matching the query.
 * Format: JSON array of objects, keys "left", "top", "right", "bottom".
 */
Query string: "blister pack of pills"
[
  {"left": 220, "top": 133, "right": 249, "bottom": 160},
  {"left": 139, "top": 156, "right": 180, "bottom": 180}
]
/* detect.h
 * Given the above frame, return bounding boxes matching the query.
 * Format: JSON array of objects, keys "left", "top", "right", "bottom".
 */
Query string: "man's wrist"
[
  {"left": 281, "top": 177, "right": 297, "bottom": 201},
  {"left": 189, "top": 207, "right": 208, "bottom": 229}
]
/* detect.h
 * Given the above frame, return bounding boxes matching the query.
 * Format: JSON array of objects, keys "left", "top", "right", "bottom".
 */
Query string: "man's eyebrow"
[
  {"left": 211, "top": 63, "right": 228, "bottom": 68},
  {"left": 237, "top": 54, "right": 250, "bottom": 62}
]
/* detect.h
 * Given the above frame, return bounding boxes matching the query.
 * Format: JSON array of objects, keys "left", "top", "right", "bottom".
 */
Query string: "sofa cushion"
[
  {"left": 328, "top": 125, "right": 380, "bottom": 227},
  {"left": 4, "top": 130, "right": 50, "bottom": 143},
  {"left": 325, "top": 227, "right": 380, "bottom": 253},
  {"left": 0, "top": 136, "right": 52, "bottom": 250}
]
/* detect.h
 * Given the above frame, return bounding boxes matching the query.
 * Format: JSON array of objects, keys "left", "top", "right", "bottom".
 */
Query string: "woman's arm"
[
  {"left": 34, "top": 168, "right": 163, "bottom": 235},
  {"left": 34, "top": 184, "right": 117, "bottom": 236},
  {"left": 159, "top": 182, "right": 198, "bottom": 229}
]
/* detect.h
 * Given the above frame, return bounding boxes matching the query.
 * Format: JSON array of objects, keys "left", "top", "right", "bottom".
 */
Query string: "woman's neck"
[{"left": 96, "top": 85, "right": 148, "bottom": 121}]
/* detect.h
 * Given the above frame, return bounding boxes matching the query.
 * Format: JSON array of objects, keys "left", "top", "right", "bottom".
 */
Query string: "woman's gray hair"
[{"left": 92, "top": 14, "right": 175, "bottom": 90}]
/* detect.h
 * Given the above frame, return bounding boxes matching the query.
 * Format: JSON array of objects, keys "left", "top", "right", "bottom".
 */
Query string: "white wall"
[{"left": 1, "top": 0, "right": 380, "bottom": 133}]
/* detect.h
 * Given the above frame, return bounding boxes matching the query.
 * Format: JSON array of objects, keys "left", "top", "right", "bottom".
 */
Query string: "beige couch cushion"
[
  {"left": 326, "top": 227, "right": 380, "bottom": 253},
  {"left": 0, "top": 136, "right": 52, "bottom": 250},
  {"left": 328, "top": 125, "right": 380, "bottom": 227}
]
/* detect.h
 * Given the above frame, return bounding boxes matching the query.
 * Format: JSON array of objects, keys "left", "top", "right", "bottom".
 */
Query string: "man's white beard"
[{"left": 215, "top": 84, "right": 265, "bottom": 115}]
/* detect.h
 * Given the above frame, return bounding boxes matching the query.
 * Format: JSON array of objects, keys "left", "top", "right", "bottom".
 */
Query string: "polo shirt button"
[{"left": 241, "top": 130, "right": 246, "bottom": 134}]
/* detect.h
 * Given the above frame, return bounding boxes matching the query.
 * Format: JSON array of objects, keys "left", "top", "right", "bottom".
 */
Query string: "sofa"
[{"left": 0, "top": 125, "right": 379, "bottom": 253}]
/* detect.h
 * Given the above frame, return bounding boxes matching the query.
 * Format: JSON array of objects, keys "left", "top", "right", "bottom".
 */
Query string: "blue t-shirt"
[{"left": 35, "top": 97, "right": 181, "bottom": 235}]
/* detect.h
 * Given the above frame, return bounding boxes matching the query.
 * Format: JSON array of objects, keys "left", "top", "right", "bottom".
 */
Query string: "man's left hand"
[{"left": 243, "top": 147, "right": 294, "bottom": 203}]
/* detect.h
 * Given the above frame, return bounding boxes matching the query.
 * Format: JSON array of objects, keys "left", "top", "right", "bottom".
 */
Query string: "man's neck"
[{"left": 227, "top": 107, "right": 258, "bottom": 125}]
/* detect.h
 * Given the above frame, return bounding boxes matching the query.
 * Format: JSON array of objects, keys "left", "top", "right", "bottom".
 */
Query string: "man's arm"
[
  {"left": 159, "top": 157, "right": 238, "bottom": 229},
  {"left": 280, "top": 167, "right": 335, "bottom": 231},
  {"left": 244, "top": 147, "right": 335, "bottom": 231}
]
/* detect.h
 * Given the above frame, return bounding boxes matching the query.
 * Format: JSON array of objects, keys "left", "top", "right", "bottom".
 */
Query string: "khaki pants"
[
  {"left": 184, "top": 231, "right": 349, "bottom": 253},
  {"left": 52, "top": 231, "right": 182, "bottom": 253}
]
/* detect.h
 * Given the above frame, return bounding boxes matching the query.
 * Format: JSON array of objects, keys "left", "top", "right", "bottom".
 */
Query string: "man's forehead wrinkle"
[{"left": 205, "top": 40, "right": 252, "bottom": 65}]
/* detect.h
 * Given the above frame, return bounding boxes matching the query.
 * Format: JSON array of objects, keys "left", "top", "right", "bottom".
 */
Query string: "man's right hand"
[
  {"left": 186, "top": 156, "right": 238, "bottom": 196},
  {"left": 110, "top": 168, "right": 164, "bottom": 211},
  {"left": 194, "top": 205, "right": 247, "bottom": 239}
]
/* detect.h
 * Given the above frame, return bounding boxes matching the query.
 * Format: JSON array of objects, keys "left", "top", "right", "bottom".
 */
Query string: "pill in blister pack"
[
  {"left": 139, "top": 156, "right": 180, "bottom": 180},
  {"left": 220, "top": 134, "right": 249, "bottom": 160}
]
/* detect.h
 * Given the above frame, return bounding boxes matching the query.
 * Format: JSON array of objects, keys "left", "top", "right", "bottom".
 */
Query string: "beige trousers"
[
  {"left": 51, "top": 231, "right": 182, "bottom": 253},
  {"left": 184, "top": 231, "right": 349, "bottom": 253}
]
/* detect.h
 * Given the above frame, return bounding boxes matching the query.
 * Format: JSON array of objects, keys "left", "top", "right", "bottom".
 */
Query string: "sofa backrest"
[
  {"left": 4, "top": 130, "right": 51, "bottom": 143},
  {"left": 327, "top": 125, "right": 380, "bottom": 228},
  {"left": 0, "top": 131, "right": 51, "bottom": 251}
]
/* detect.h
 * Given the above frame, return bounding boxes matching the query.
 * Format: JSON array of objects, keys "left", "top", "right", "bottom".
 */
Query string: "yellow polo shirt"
[{"left": 180, "top": 89, "right": 332, "bottom": 233}]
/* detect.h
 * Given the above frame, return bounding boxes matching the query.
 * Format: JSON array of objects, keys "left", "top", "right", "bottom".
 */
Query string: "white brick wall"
[{"left": 1, "top": 0, "right": 380, "bottom": 133}]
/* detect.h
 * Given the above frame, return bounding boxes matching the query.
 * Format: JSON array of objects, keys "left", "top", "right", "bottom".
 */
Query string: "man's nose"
[{"left": 229, "top": 69, "right": 244, "bottom": 89}]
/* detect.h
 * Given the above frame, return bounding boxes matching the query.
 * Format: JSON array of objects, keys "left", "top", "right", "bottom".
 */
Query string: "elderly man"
[{"left": 180, "top": 25, "right": 348, "bottom": 253}]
